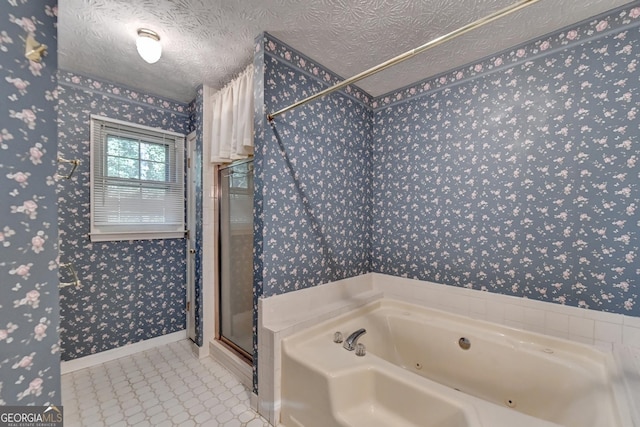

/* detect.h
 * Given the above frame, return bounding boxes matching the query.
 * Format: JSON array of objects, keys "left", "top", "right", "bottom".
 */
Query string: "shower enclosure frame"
[{"left": 215, "top": 158, "right": 254, "bottom": 364}]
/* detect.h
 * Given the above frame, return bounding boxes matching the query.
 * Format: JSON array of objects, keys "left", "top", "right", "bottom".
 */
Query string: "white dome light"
[{"left": 136, "top": 29, "right": 161, "bottom": 64}]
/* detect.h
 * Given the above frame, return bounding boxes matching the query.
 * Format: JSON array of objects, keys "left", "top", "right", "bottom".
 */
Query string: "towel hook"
[
  {"left": 57, "top": 156, "right": 80, "bottom": 179},
  {"left": 59, "top": 263, "right": 80, "bottom": 288},
  {"left": 25, "top": 34, "right": 47, "bottom": 62}
]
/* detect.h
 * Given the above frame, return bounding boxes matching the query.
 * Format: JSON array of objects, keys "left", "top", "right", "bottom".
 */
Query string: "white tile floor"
[{"left": 61, "top": 340, "right": 271, "bottom": 427}]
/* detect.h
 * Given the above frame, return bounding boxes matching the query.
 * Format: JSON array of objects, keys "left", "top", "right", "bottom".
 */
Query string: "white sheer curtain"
[{"left": 210, "top": 64, "right": 254, "bottom": 164}]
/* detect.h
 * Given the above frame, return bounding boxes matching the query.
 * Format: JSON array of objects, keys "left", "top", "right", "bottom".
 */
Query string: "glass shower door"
[{"left": 218, "top": 160, "right": 253, "bottom": 359}]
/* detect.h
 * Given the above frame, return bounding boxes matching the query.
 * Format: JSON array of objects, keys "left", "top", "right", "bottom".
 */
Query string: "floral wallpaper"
[
  {"left": 251, "top": 3, "right": 640, "bottom": 392},
  {"left": 188, "top": 85, "right": 204, "bottom": 346},
  {"left": 57, "top": 71, "right": 190, "bottom": 360},
  {"left": 259, "top": 34, "right": 373, "bottom": 298},
  {"left": 252, "top": 33, "right": 373, "bottom": 392},
  {"left": 371, "top": 2, "right": 640, "bottom": 317},
  {"left": 0, "top": 0, "right": 60, "bottom": 405},
  {"left": 252, "top": 34, "right": 266, "bottom": 394}
]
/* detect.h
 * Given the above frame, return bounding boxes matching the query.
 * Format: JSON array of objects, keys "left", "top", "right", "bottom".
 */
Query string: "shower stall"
[{"left": 217, "top": 159, "right": 254, "bottom": 361}]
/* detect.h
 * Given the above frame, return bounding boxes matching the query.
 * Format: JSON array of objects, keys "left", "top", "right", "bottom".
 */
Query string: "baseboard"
[
  {"left": 250, "top": 392, "right": 259, "bottom": 412},
  {"left": 209, "top": 339, "right": 252, "bottom": 389},
  {"left": 189, "top": 338, "right": 210, "bottom": 359},
  {"left": 61, "top": 330, "right": 187, "bottom": 375}
]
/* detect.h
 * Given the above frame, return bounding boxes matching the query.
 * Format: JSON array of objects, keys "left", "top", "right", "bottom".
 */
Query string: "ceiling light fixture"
[{"left": 136, "top": 28, "right": 161, "bottom": 64}]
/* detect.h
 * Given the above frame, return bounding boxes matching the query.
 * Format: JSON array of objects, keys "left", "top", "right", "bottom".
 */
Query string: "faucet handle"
[
  {"left": 333, "top": 331, "right": 344, "bottom": 343},
  {"left": 355, "top": 343, "right": 366, "bottom": 357}
]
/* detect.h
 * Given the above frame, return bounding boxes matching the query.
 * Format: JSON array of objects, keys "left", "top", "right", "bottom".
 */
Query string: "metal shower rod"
[{"left": 267, "top": 0, "right": 540, "bottom": 122}]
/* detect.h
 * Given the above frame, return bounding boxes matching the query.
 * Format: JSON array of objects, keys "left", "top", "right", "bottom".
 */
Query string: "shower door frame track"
[{"left": 216, "top": 158, "right": 254, "bottom": 365}]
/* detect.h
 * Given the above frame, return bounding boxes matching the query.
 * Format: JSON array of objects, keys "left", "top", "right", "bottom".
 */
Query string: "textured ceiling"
[{"left": 58, "top": 0, "right": 632, "bottom": 103}]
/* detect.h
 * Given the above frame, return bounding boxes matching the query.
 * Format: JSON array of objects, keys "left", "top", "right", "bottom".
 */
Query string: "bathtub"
[{"left": 280, "top": 299, "right": 635, "bottom": 427}]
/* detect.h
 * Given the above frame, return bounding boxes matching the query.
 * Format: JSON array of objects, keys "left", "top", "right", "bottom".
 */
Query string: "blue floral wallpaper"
[
  {"left": 0, "top": 0, "right": 60, "bottom": 405},
  {"left": 57, "top": 71, "right": 190, "bottom": 360},
  {"left": 251, "top": 3, "right": 640, "bottom": 392},
  {"left": 252, "top": 35, "right": 266, "bottom": 394},
  {"left": 252, "top": 33, "right": 373, "bottom": 392},
  {"left": 258, "top": 34, "right": 373, "bottom": 297},
  {"left": 188, "top": 85, "right": 204, "bottom": 346},
  {"left": 371, "top": 2, "right": 640, "bottom": 317}
]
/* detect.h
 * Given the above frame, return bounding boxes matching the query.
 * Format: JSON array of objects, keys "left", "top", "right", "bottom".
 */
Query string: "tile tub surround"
[
  {"left": 251, "top": 1, "right": 640, "bottom": 396},
  {"left": 258, "top": 273, "right": 640, "bottom": 426},
  {"left": 258, "top": 275, "right": 380, "bottom": 425},
  {"left": 57, "top": 72, "right": 190, "bottom": 361},
  {"left": 252, "top": 32, "right": 374, "bottom": 393},
  {"left": 370, "top": 1, "right": 640, "bottom": 318}
]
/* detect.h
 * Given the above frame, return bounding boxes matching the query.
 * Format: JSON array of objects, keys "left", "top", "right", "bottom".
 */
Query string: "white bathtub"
[{"left": 280, "top": 299, "right": 635, "bottom": 427}]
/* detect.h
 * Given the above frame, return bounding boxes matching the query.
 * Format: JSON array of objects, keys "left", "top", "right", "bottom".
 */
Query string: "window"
[
  {"left": 90, "top": 115, "right": 185, "bottom": 241},
  {"left": 224, "top": 161, "right": 253, "bottom": 229}
]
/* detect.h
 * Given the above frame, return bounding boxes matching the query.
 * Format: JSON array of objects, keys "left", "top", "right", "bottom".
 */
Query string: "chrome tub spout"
[{"left": 343, "top": 328, "right": 366, "bottom": 351}]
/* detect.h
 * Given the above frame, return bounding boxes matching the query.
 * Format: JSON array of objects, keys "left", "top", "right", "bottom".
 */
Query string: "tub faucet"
[{"left": 343, "top": 328, "right": 366, "bottom": 351}]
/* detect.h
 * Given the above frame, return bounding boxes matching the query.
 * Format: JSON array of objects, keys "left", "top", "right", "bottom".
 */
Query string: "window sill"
[{"left": 90, "top": 230, "right": 186, "bottom": 242}]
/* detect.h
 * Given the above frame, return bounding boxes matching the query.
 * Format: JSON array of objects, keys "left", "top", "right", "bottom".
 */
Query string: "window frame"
[{"left": 89, "top": 115, "right": 186, "bottom": 242}]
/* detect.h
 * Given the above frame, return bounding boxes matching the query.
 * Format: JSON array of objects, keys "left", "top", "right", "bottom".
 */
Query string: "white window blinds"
[{"left": 90, "top": 115, "right": 185, "bottom": 241}]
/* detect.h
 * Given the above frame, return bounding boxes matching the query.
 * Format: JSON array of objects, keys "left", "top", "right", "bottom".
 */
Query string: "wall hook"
[
  {"left": 25, "top": 34, "right": 47, "bottom": 62},
  {"left": 57, "top": 156, "right": 80, "bottom": 179},
  {"left": 59, "top": 263, "right": 81, "bottom": 289}
]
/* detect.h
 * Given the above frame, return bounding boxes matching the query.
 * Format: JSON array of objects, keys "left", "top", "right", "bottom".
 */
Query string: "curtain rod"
[{"left": 267, "top": 0, "right": 540, "bottom": 122}]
